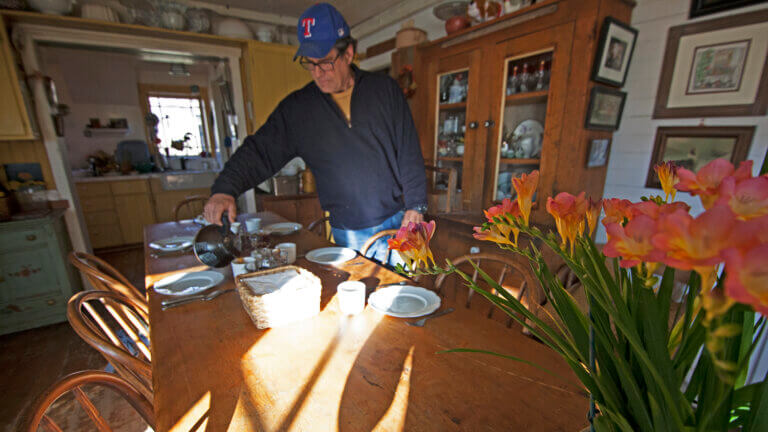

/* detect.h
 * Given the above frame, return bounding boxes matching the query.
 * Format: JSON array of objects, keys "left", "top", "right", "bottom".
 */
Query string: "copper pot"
[{"left": 445, "top": 15, "right": 470, "bottom": 35}]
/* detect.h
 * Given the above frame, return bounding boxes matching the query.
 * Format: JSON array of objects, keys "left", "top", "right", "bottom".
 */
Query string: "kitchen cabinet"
[
  {"left": 0, "top": 211, "right": 81, "bottom": 335},
  {"left": 413, "top": 0, "right": 634, "bottom": 223},
  {"left": 149, "top": 179, "right": 209, "bottom": 223},
  {"left": 241, "top": 41, "right": 309, "bottom": 133},
  {"left": 0, "top": 18, "right": 34, "bottom": 140}
]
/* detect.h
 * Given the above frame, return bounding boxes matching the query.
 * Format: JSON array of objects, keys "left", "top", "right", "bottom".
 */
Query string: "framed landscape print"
[
  {"left": 690, "top": 0, "right": 768, "bottom": 18},
  {"left": 644, "top": 126, "right": 754, "bottom": 189},
  {"left": 591, "top": 17, "right": 638, "bottom": 87},
  {"left": 585, "top": 86, "right": 627, "bottom": 131},
  {"left": 653, "top": 9, "right": 768, "bottom": 118},
  {"left": 586, "top": 139, "right": 611, "bottom": 168}
]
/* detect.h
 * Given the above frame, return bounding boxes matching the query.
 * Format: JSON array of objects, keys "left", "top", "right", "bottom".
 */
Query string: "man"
[{"left": 204, "top": 3, "right": 427, "bottom": 260}]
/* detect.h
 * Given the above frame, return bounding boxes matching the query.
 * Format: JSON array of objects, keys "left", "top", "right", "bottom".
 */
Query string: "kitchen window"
[{"left": 139, "top": 84, "right": 215, "bottom": 157}]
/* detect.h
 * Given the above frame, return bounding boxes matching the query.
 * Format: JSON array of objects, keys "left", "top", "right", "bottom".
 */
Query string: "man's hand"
[
  {"left": 400, "top": 209, "right": 424, "bottom": 227},
  {"left": 204, "top": 193, "right": 237, "bottom": 225}
]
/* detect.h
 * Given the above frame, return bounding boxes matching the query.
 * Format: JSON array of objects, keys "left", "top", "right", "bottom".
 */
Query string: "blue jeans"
[{"left": 332, "top": 210, "right": 404, "bottom": 267}]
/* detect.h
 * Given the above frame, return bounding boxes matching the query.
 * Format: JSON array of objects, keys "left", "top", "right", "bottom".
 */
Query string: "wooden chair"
[
  {"left": 434, "top": 253, "right": 542, "bottom": 328},
  {"left": 528, "top": 264, "right": 587, "bottom": 335},
  {"left": 425, "top": 164, "right": 457, "bottom": 214},
  {"left": 67, "top": 290, "right": 153, "bottom": 403},
  {"left": 25, "top": 370, "right": 155, "bottom": 432},
  {"left": 68, "top": 252, "right": 147, "bottom": 312},
  {"left": 360, "top": 229, "right": 399, "bottom": 265},
  {"left": 172, "top": 194, "right": 208, "bottom": 221},
  {"left": 307, "top": 216, "right": 332, "bottom": 242}
]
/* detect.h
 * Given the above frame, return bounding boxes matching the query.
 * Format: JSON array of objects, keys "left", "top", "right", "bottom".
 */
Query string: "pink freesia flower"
[
  {"left": 631, "top": 201, "right": 691, "bottom": 220},
  {"left": 512, "top": 170, "right": 539, "bottom": 226},
  {"left": 546, "top": 192, "right": 587, "bottom": 253},
  {"left": 602, "top": 198, "right": 634, "bottom": 225},
  {"left": 484, "top": 198, "right": 521, "bottom": 223},
  {"left": 480, "top": 198, "right": 522, "bottom": 246},
  {"left": 675, "top": 159, "right": 753, "bottom": 209},
  {"left": 716, "top": 176, "right": 768, "bottom": 220},
  {"left": 604, "top": 215, "right": 665, "bottom": 268},
  {"left": 388, "top": 221, "right": 436, "bottom": 270},
  {"left": 473, "top": 225, "right": 516, "bottom": 246},
  {"left": 651, "top": 205, "right": 739, "bottom": 271},
  {"left": 722, "top": 245, "right": 768, "bottom": 315}
]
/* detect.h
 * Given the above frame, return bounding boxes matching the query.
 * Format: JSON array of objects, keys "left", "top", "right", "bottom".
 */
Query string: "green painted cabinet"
[{"left": 0, "top": 212, "right": 81, "bottom": 335}]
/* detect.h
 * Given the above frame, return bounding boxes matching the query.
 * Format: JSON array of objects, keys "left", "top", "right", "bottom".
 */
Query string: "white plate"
[
  {"left": 149, "top": 236, "right": 194, "bottom": 252},
  {"left": 193, "top": 215, "right": 211, "bottom": 226},
  {"left": 305, "top": 247, "right": 357, "bottom": 265},
  {"left": 153, "top": 271, "right": 225, "bottom": 296},
  {"left": 263, "top": 222, "right": 302, "bottom": 235},
  {"left": 368, "top": 286, "right": 441, "bottom": 318},
  {"left": 513, "top": 119, "right": 544, "bottom": 158}
]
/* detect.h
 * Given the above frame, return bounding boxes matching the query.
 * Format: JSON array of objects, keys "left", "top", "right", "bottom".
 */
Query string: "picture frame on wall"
[
  {"left": 690, "top": 0, "right": 768, "bottom": 18},
  {"left": 591, "top": 17, "right": 638, "bottom": 87},
  {"left": 586, "top": 138, "right": 612, "bottom": 168},
  {"left": 585, "top": 86, "right": 627, "bottom": 131},
  {"left": 644, "top": 126, "right": 754, "bottom": 189},
  {"left": 653, "top": 9, "right": 768, "bottom": 118}
]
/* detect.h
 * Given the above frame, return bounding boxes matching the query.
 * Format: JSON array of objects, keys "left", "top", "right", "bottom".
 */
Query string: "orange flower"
[
  {"left": 388, "top": 221, "right": 436, "bottom": 270},
  {"left": 480, "top": 198, "right": 522, "bottom": 246},
  {"left": 722, "top": 245, "right": 768, "bottom": 315},
  {"left": 675, "top": 159, "right": 753, "bottom": 209},
  {"left": 716, "top": 176, "right": 768, "bottom": 220},
  {"left": 546, "top": 192, "right": 587, "bottom": 254},
  {"left": 651, "top": 205, "right": 738, "bottom": 271},
  {"left": 586, "top": 197, "right": 602, "bottom": 237},
  {"left": 602, "top": 198, "right": 634, "bottom": 225},
  {"left": 603, "top": 215, "right": 665, "bottom": 269},
  {"left": 654, "top": 161, "right": 679, "bottom": 202},
  {"left": 512, "top": 170, "right": 539, "bottom": 226},
  {"left": 473, "top": 225, "right": 517, "bottom": 246}
]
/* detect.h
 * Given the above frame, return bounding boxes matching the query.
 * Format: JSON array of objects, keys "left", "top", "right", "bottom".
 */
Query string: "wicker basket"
[{"left": 235, "top": 265, "right": 321, "bottom": 329}]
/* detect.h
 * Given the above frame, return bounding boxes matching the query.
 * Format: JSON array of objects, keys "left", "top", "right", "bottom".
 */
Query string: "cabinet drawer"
[
  {"left": 0, "top": 294, "right": 67, "bottom": 324},
  {"left": 111, "top": 179, "right": 149, "bottom": 195},
  {"left": 87, "top": 224, "right": 124, "bottom": 249},
  {"left": 0, "top": 226, "right": 47, "bottom": 252},
  {"left": 81, "top": 196, "right": 114, "bottom": 212},
  {"left": 0, "top": 247, "right": 59, "bottom": 302},
  {"left": 83, "top": 210, "right": 119, "bottom": 226},
  {"left": 76, "top": 182, "right": 112, "bottom": 198}
]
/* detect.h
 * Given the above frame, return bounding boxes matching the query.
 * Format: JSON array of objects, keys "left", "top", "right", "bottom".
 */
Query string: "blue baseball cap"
[{"left": 294, "top": 3, "right": 350, "bottom": 60}]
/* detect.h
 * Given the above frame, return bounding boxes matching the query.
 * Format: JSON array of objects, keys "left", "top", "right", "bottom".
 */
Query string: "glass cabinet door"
[
  {"left": 434, "top": 69, "right": 469, "bottom": 198},
  {"left": 494, "top": 50, "right": 552, "bottom": 202}
]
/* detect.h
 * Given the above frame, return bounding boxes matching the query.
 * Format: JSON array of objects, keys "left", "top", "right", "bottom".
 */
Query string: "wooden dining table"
[{"left": 145, "top": 211, "right": 588, "bottom": 431}]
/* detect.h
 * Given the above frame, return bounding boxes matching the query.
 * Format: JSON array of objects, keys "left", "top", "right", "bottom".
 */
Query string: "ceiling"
[{"left": 197, "top": 0, "right": 417, "bottom": 27}]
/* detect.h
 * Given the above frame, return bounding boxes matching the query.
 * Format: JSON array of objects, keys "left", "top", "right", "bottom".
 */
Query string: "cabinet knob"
[
  {"left": 468, "top": 121, "right": 479, "bottom": 129},
  {"left": 26, "top": 234, "right": 37, "bottom": 241},
  {"left": 47, "top": 299, "right": 56, "bottom": 305},
  {"left": 484, "top": 120, "right": 495, "bottom": 128}
]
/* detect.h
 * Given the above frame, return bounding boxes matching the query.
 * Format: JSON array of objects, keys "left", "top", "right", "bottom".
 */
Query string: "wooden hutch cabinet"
[{"left": 413, "top": 0, "right": 634, "bottom": 226}]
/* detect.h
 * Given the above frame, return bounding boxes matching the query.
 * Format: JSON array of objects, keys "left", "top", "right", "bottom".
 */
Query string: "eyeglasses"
[{"left": 299, "top": 53, "right": 340, "bottom": 72}]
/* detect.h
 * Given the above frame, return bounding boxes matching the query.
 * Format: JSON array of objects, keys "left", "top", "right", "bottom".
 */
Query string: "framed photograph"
[
  {"left": 586, "top": 139, "right": 611, "bottom": 168},
  {"left": 690, "top": 0, "right": 768, "bottom": 18},
  {"left": 644, "top": 126, "right": 754, "bottom": 189},
  {"left": 653, "top": 9, "right": 768, "bottom": 118},
  {"left": 585, "top": 86, "right": 627, "bottom": 131},
  {"left": 591, "top": 17, "right": 638, "bottom": 87}
]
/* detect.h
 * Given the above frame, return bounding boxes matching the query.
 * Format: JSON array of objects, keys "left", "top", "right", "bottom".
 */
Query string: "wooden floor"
[{"left": 0, "top": 246, "right": 145, "bottom": 432}]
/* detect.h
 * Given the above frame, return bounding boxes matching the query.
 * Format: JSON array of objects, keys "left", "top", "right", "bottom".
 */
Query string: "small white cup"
[
  {"left": 337, "top": 281, "right": 366, "bottom": 315},
  {"left": 245, "top": 217, "right": 262, "bottom": 233},
  {"left": 231, "top": 258, "right": 248, "bottom": 278},
  {"left": 243, "top": 256, "right": 257, "bottom": 272},
  {"left": 276, "top": 242, "right": 296, "bottom": 264}
]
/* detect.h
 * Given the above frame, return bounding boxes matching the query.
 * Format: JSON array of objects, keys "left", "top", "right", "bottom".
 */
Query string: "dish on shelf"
[{"left": 512, "top": 119, "right": 543, "bottom": 158}]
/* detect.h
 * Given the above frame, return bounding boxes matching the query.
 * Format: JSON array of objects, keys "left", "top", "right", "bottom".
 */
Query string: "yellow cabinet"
[
  {"left": 241, "top": 41, "right": 309, "bottom": 133},
  {"left": 0, "top": 19, "right": 34, "bottom": 140},
  {"left": 113, "top": 193, "right": 156, "bottom": 244}
]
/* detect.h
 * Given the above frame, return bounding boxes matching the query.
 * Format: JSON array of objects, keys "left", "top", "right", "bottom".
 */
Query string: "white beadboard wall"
[{"left": 597, "top": 0, "right": 768, "bottom": 243}]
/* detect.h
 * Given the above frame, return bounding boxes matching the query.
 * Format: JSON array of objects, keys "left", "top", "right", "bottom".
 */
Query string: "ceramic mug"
[{"left": 275, "top": 242, "right": 296, "bottom": 264}]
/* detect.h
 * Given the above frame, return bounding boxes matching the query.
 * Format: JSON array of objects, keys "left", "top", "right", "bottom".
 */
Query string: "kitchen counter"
[{"left": 72, "top": 170, "right": 218, "bottom": 183}]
